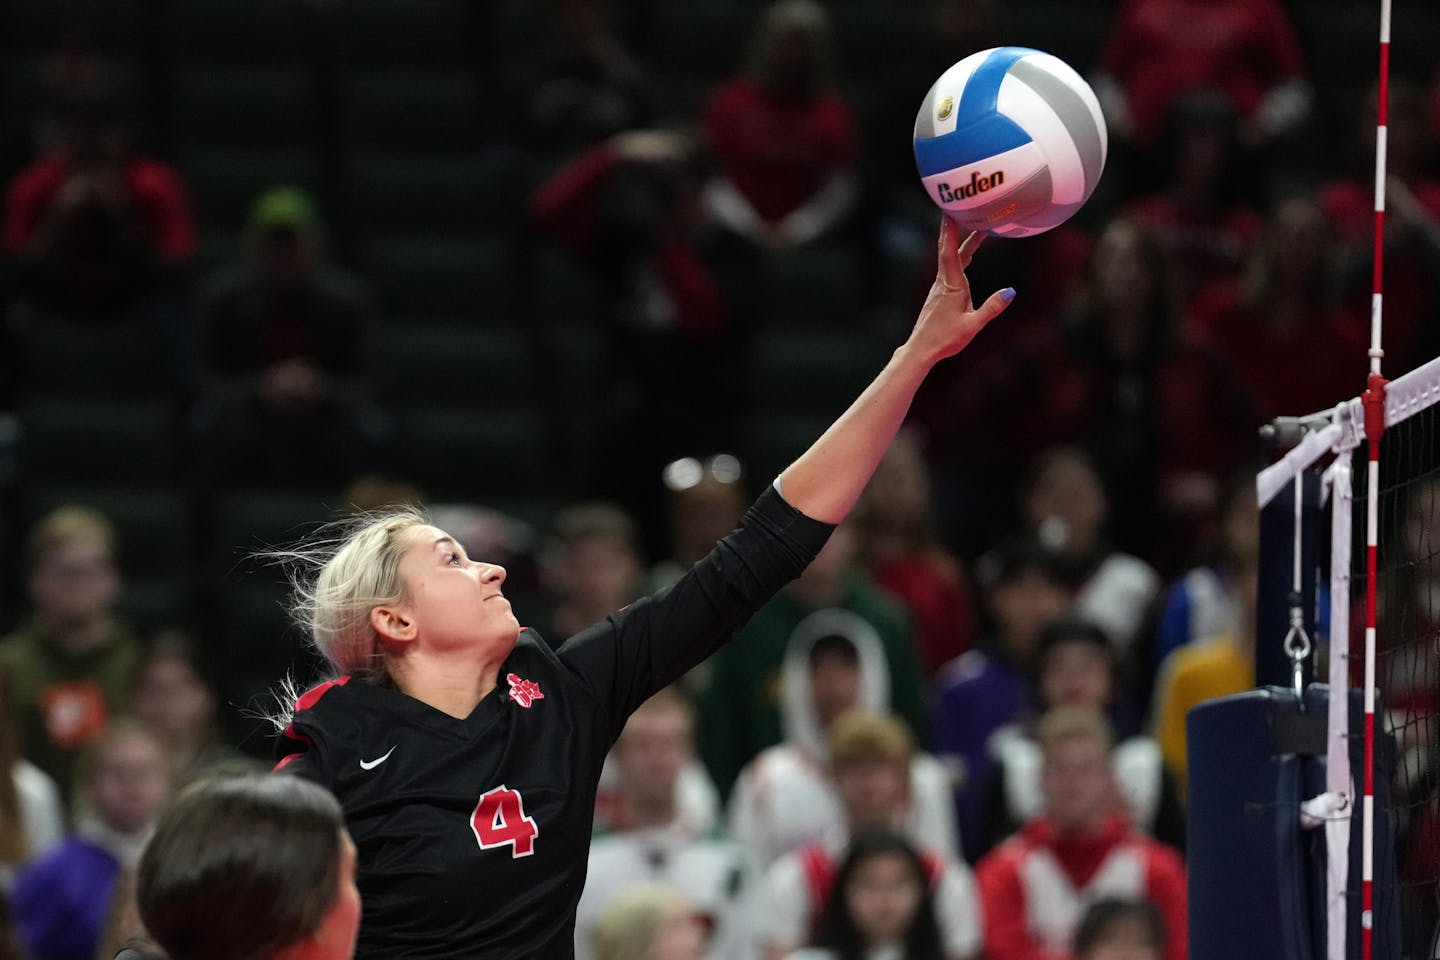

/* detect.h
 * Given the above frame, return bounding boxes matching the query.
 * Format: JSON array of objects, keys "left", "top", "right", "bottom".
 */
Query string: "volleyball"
[{"left": 913, "top": 46, "right": 1107, "bottom": 238}]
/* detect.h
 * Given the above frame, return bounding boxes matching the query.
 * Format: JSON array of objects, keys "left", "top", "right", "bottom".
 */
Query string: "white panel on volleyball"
[
  {"left": 988, "top": 221, "right": 1044, "bottom": 240},
  {"left": 1014, "top": 53, "right": 1108, "bottom": 155},
  {"left": 997, "top": 72, "right": 1087, "bottom": 205},
  {"left": 917, "top": 142, "right": 1047, "bottom": 215}
]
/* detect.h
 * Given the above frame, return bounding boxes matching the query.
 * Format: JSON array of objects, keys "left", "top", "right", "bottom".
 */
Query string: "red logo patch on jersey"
[{"left": 506, "top": 673, "right": 544, "bottom": 708}]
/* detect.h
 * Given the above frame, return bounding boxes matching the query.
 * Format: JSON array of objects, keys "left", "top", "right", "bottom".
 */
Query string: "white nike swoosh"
[{"left": 359, "top": 746, "right": 397, "bottom": 770}]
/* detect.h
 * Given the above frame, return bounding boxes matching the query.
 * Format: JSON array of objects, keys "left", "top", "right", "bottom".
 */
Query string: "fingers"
[
  {"left": 936, "top": 215, "right": 961, "bottom": 285},
  {"left": 959, "top": 229, "right": 986, "bottom": 268},
  {"left": 971, "top": 286, "right": 1017, "bottom": 331},
  {"left": 938, "top": 216, "right": 992, "bottom": 286}
]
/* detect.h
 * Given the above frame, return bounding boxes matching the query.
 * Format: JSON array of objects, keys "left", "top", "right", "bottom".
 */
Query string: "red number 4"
[{"left": 470, "top": 785, "right": 539, "bottom": 858}]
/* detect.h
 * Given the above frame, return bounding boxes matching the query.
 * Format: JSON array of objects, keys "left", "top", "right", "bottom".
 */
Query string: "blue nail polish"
[{"left": 1000, "top": 287, "right": 1016, "bottom": 303}]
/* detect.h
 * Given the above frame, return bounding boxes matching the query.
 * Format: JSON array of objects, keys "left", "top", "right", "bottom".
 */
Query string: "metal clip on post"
[{"left": 1283, "top": 590, "right": 1312, "bottom": 705}]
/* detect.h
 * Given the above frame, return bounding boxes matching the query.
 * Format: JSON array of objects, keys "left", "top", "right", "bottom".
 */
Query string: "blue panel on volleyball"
[
  {"left": 1188, "top": 687, "right": 1313, "bottom": 960},
  {"left": 911, "top": 47, "right": 1036, "bottom": 176}
]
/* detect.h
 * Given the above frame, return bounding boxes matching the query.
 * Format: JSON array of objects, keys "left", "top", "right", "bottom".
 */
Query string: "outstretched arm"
[
  {"left": 557, "top": 217, "right": 1011, "bottom": 735},
  {"left": 779, "top": 216, "right": 1014, "bottom": 523}
]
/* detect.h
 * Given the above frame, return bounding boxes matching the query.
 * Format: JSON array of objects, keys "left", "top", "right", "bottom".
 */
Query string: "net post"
[{"left": 1326, "top": 445, "right": 1355, "bottom": 960}]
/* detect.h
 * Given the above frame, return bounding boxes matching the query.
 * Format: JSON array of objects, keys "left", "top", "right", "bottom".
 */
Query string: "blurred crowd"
[{"left": 3, "top": 0, "right": 1440, "bottom": 958}]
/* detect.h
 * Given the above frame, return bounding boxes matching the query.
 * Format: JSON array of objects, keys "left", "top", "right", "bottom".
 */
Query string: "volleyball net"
[
  {"left": 1353, "top": 369, "right": 1440, "bottom": 957},
  {"left": 1219, "top": 354, "right": 1440, "bottom": 960}
]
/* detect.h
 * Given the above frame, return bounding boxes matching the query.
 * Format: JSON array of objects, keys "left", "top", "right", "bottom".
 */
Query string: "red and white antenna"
[{"left": 1360, "top": 2, "right": 1392, "bottom": 958}]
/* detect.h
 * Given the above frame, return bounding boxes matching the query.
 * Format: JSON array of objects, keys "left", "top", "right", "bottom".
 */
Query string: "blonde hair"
[
  {"left": 270, "top": 509, "right": 430, "bottom": 682},
  {"left": 593, "top": 887, "right": 691, "bottom": 960},
  {"left": 829, "top": 711, "right": 913, "bottom": 769},
  {"left": 25, "top": 505, "right": 116, "bottom": 572},
  {"left": 1035, "top": 706, "right": 1115, "bottom": 754}
]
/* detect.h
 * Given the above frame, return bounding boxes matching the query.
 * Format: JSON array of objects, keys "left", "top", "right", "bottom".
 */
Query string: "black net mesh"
[{"left": 1353, "top": 396, "right": 1440, "bottom": 957}]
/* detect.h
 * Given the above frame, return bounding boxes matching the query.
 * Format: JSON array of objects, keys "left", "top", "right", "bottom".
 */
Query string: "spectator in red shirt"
[
  {"left": 931, "top": 218, "right": 1255, "bottom": 569},
  {"left": 854, "top": 427, "right": 978, "bottom": 678},
  {"left": 1186, "top": 195, "right": 1365, "bottom": 423},
  {"left": 531, "top": 130, "right": 758, "bottom": 537},
  {"left": 701, "top": 0, "right": 859, "bottom": 250},
  {"left": 1124, "top": 91, "right": 1265, "bottom": 311},
  {"left": 2, "top": 86, "right": 195, "bottom": 315},
  {"left": 1093, "top": 0, "right": 1310, "bottom": 152},
  {"left": 975, "top": 707, "right": 1187, "bottom": 960}
]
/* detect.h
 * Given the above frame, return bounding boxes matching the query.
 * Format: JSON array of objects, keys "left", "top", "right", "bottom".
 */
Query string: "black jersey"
[{"left": 274, "top": 486, "right": 832, "bottom": 959}]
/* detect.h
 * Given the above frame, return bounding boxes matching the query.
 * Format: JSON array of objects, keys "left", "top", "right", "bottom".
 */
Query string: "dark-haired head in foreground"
[{"left": 137, "top": 774, "right": 359, "bottom": 960}]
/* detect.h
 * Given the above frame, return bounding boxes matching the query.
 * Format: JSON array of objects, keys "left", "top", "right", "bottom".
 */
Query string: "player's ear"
[{"left": 370, "top": 605, "right": 417, "bottom": 643}]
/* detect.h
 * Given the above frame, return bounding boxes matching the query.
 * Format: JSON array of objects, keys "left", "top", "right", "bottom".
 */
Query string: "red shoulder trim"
[
  {"left": 274, "top": 676, "right": 351, "bottom": 771},
  {"left": 295, "top": 675, "right": 351, "bottom": 712},
  {"left": 273, "top": 752, "right": 304, "bottom": 772}
]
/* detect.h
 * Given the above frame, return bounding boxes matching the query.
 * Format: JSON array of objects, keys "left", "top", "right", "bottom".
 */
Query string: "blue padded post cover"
[
  {"left": 1189, "top": 685, "right": 1402, "bottom": 960},
  {"left": 1188, "top": 687, "right": 1313, "bottom": 960}
]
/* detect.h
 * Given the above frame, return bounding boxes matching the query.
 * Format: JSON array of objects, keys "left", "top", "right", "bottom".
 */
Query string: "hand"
[{"left": 907, "top": 215, "right": 1013, "bottom": 364}]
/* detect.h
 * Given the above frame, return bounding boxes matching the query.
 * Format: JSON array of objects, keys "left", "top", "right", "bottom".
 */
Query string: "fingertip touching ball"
[{"left": 913, "top": 46, "right": 1107, "bottom": 238}]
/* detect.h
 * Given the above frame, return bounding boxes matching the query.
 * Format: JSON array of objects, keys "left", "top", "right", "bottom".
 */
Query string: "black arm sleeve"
[{"left": 556, "top": 484, "right": 833, "bottom": 743}]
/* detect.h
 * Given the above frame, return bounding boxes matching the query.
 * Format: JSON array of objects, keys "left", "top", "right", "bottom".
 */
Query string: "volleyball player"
[{"left": 270, "top": 216, "right": 1014, "bottom": 958}]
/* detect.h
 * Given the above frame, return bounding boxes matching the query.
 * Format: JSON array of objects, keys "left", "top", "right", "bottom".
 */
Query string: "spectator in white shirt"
[
  {"left": 728, "top": 611, "right": 958, "bottom": 869},
  {"left": 580, "top": 687, "right": 756, "bottom": 960},
  {"left": 758, "top": 713, "right": 981, "bottom": 960}
]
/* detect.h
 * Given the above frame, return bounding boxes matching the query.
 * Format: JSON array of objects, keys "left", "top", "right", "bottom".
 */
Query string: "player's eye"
[{"left": 448, "top": 552, "right": 463, "bottom": 567}]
